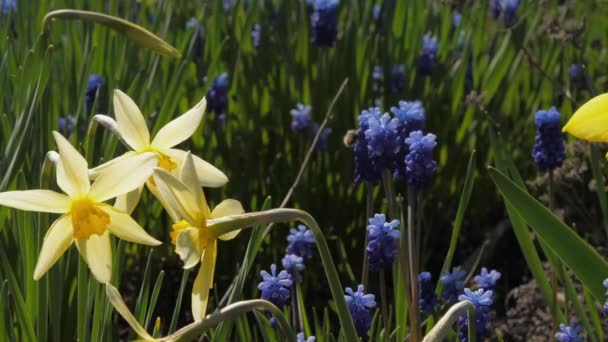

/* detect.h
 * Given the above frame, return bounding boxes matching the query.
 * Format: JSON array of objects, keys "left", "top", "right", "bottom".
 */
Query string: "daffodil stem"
[
  {"left": 408, "top": 187, "right": 421, "bottom": 342},
  {"left": 379, "top": 270, "right": 390, "bottom": 342},
  {"left": 206, "top": 209, "right": 359, "bottom": 341},
  {"left": 422, "top": 301, "right": 475, "bottom": 342},
  {"left": 547, "top": 170, "right": 559, "bottom": 339},
  {"left": 362, "top": 183, "right": 374, "bottom": 289}
]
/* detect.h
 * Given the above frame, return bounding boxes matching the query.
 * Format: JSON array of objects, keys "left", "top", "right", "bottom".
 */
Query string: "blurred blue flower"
[
  {"left": 313, "top": 123, "right": 332, "bottom": 152},
  {"left": 474, "top": 267, "right": 501, "bottom": 291},
  {"left": 569, "top": 64, "right": 583, "bottom": 84},
  {"left": 418, "top": 272, "right": 438, "bottom": 314},
  {"left": 452, "top": 12, "right": 462, "bottom": 29},
  {"left": 603, "top": 278, "right": 608, "bottom": 316},
  {"left": 440, "top": 267, "right": 466, "bottom": 302},
  {"left": 1, "top": 0, "right": 16, "bottom": 13},
  {"left": 345, "top": 284, "right": 376, "bottom": 341},
  {"left": 186, "top": 18, "right": 205, "bottom": 60},
  {"left": 555, "top": 322, "right": 583, "bottom": 342},
  {"left": 458, "top": 288, "right": 494, "bottom": 342},
  {"left": 282, "top": 254, "right": 305, "bottom": 281},
  {"left": 417, "top": 34, "right": 439, "bottom": 75},
  {"left": 491, "top": 0, "right": 520, "bottom": 27},
  {"left": 389, "top": 64, "right": 406, "bottom": 94},
  {"left": 372, "top": 4, "right": 381, "bottom": 21},
  {"left": 224, "top": 0, "right": 236, "bottom": 11},
  {"left": 85, "top": 74, "right": 103, "bottom": 113},
  {"left": 186, "top": 17, "right": 198, "bottom": 29},
  {"left": 404, "top": 130, "right": 437, "bottom": 188},
  {"left": 366, "top": 214, "right": 400, "bottom": 272},
  {"left": 287, "top": 225, "right": 315, "bottom": 258},
  {"left": 532, "top": 107, "right": 565, "bottom": 173},
  {"left": 252, "top": 24, "right": 261, "bottom": 49},
  {"left": 290, "top": 104, "right": 312, "bottom": 132},
  {"left": 58, "top": 116, "right": 76, "bottom": 137},
  {"left": 258, "top": 264, "right": 292, "bottom": 307},
  {"left": 207, "top": 72, "right": 229, "bottom": 115},
  {"left": 354, "top": 107, "right": 382, "bottom": 185},
  {"left": 365, "top": 112, "right": 400, "bottom": 170},
  {"left": 297, "top": 332, "right": 316, "bottom": 342},
  {"left": 310, "top": 0, "right": 339, "bottom": 47},
  {"left": 372, "top": 65, "right": 383, "bottom": 93}
]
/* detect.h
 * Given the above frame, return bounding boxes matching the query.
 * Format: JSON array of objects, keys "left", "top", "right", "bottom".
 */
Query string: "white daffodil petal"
[
  {"left": 103, "top": 205, "right": 161, "bottom": 246},
  {"left": 151, "top": 97, "right": 206, "bottom": 149},
  {"left": 76, "top": 231, "right": 112, "bottom": 283},
  {"left": 53, "top": 131, "right": 90, "bottom": 196},
  {"left": 105, "top": 283, "right": 155, "bottom": 341},
  {"left": 211, "top": 199, "right": 245, "bottom": 241},
  {"left": 89, "top": 151, "right": 139, "bottom": 180},
  {"left": 33, "top": 215, "right": 73, "bottom": 280},
  {"left": 113, "top": 89, "right": 150, "bottom": 150},
  {"left": 191, "top": 240, "right": 216, "bottom": 321},
  {"left": 113, "top": 186, "right": 144, "bottom": 214},
  {"left": 178, "top": 152, "right": 207, "bottom": 210},
  {"left": 152, "top": 168, "right": 202, "bottom": 223},
  {"left": 0, "top": 190, "right": 71, "bottom": 213},
  {"left": 89, "top": 152, "right": 157, "bottom": 203},
  {"left": 146, "top": 180, "right": 178, "bottom": 223},
  {"left": 176, "top": 227, "right": 202, "bottom": 269},
  {"left": 165, "top": 149, "right": 228, "bottom": 188}
]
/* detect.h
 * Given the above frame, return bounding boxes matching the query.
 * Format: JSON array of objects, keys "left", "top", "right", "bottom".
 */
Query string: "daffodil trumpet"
[
  {"left": 105, "top": 283, "right": 296, "bottom": 342},
  {"left": 0, "top": 132, "right": 161, "bottom": 283},
  {"left": 563, "top": 93, "right": 608, "bottom": 158},
  {"left": 90, "top": 89, "right": 228, "bottom": 213}
]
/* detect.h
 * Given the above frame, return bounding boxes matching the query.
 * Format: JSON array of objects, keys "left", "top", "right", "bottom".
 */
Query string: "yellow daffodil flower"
[
  {"left": 0, "top": 132, "right": 161, "bottom": 282},
  {"left": 91, "top": 90, "right": 228, "bottom": 213},
  {"left": 563, "top": 93, "right": 608, "bottom": 157},
  {"left": 152, "top": 152, "right": 244, "bottom": 321}
]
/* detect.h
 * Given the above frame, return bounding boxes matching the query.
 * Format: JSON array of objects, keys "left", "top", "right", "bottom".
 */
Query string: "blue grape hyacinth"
[
  {"left": 281, "top": 254, "right": 304, "bottom": 274},
  {"left": 440, "top": 267, "right": 466, "bottom": 303},
  {"left": 207, "top": 72, "right": 229, "bottom": 115},
  {"left": 458, "top": 288, "right": 494, "bottom": 342},
  {"left": 555, "top": 322, "right": 583, "bottom": 342},
  {"left": 251, "top": 24, "right": 261, "bottom": 49},
  {"left": 365, "top": 112, "right": 400, "bottom": 171},
  {"left": 390, "top": 64, "right": 406, "bottom": 94},
  {"left": 313, "top": 123, "right": 332, "bottom": 152},
  {"left": 417, "top": 34, "right": 439, "bottom": 75},
  {"left": 391, "top": 100, "right": 426, "bottom": 134},
  {"left": 418, "top": 272, "right": 438, "bottom": 314},
  {"left": 290, "top": 104, "right": 312, "bottom": 132},
  {"left": 372, "top": 65, "right": 383, "bottom": 93},
  {"left": 491, "top": 0, "right": 520, "bottom": 27},
  {"left": 58, "top": 116, "right": 76, "bottom": 137},
  {"left": 287, "top": 225, "right": 315, "bottom": 258},
  {"left": 297, "top": 332, "right": 316, "bottom": 342},
  {"left": 354, "top": 107, "right": 382, "bottom": 185},
  {"left": 603, "top": 279, "right": 608, "bottom": 316},
  {"left": 258, "top": 264, "right": 292, "bottom": 307},
  {"left": 345, "top": 285, "right": 376, "bottom": 341},
  {"left": 474, "top": 267, "right": 501, "bottom": 291},
  {"left": 366, "top": 214, "right": 400, "bottom": 272},
  {"left": 310, "top": 0, "right": 339, "bottom": 47},
  {"left": 404, "top": 131, "right": 437, "bottom": 188},
  {"left": 1, "top": 0, "right": 16, "bottom": 13},
  {"left": 85, "top": 74, "right": 103, "bottom": 113},
  {"left": 532, "top": 107, "right": 566, "bottom": 173}
]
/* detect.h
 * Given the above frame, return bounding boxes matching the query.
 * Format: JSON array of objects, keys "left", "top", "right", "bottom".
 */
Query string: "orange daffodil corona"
[
  {"left": 0, "top": 132, "right": 161, "bottom": 282},
  {"left": 563, "top": 93, "right": 608, "bottom": 156},
  {"left": 91, "top": 90, "right": 228, "bottom": 213},
  {"left": 152, "top": 152, "right": 245, "bottom": 321}
]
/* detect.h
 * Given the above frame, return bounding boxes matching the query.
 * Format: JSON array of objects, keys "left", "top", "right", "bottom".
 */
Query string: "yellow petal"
[
  {"left": 105, "top": 283, "right": 156, "bottom": 341},
  {"left": 211, "top": 199, "right": 244, "bottom": 241},
  {"left": 0, "top": 190, "right": 70, "bottom": 213},
  {"left": 113, "top": 186, "right": 144, "bottom": 214},
  {"left": 53, "top": 131, "right": 90, "bottom": 197},
  {"left": 33, "top": 215, "right": 73, "bottom": 280},
  {"left": 164, "top": 149, "right": 228, "bottom": 188},
  {"left": 89, "top": 151, "right": 139, "bottom": 180},
  {"left": 191, "top": 240, "right": 216, "bottom": 321},
  {"left": 102, "top": 205, "right": 161, "bottom": 246},
  {"left": 151, "top": 97, "right": 206, "bottom": 149},
  {"left": 113, "top": 89, "right": 150, "bottom": 150},
  {"left": 175, "top": 227, "right": 203, "bottom": 269},
  {"left": 152, "top": 168, "right": 203, "bottom": 223},
  {"left": 89, "top": 152, "right": 157, "bottom": 203},
  {"left": 178, "top": 152, "right": 207, "bottom": 212},
  {"left": 76, "top": 231, "right": 112, "bottom": 283},
  {"left": 563, "top": 93, "right": 608, "bottom": 142}
]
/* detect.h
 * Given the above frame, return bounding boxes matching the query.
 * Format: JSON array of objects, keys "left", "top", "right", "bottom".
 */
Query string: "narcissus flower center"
[
  {"left": 71, "top": 198, "right": 110, "bottom": 239},
  {"left": 141, "top": 147, "right": 177, "bottom": 185},
  {"left": 171, "top": 220, "right": 191, "bottom": 244}
]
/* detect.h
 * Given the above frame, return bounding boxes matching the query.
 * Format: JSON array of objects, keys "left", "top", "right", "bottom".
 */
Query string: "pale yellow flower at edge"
[
  {"left": 563, "top": 93, "right": 608, "bottom": 158},
  {"left": 152, "top": 152, "right": 244, "bottom": 321},
  {"left": 0, "top": 132, "right": 162, "bottom": 283},
  {"left": 91, "top": 90, "right": 228, "bottom": 214}
]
